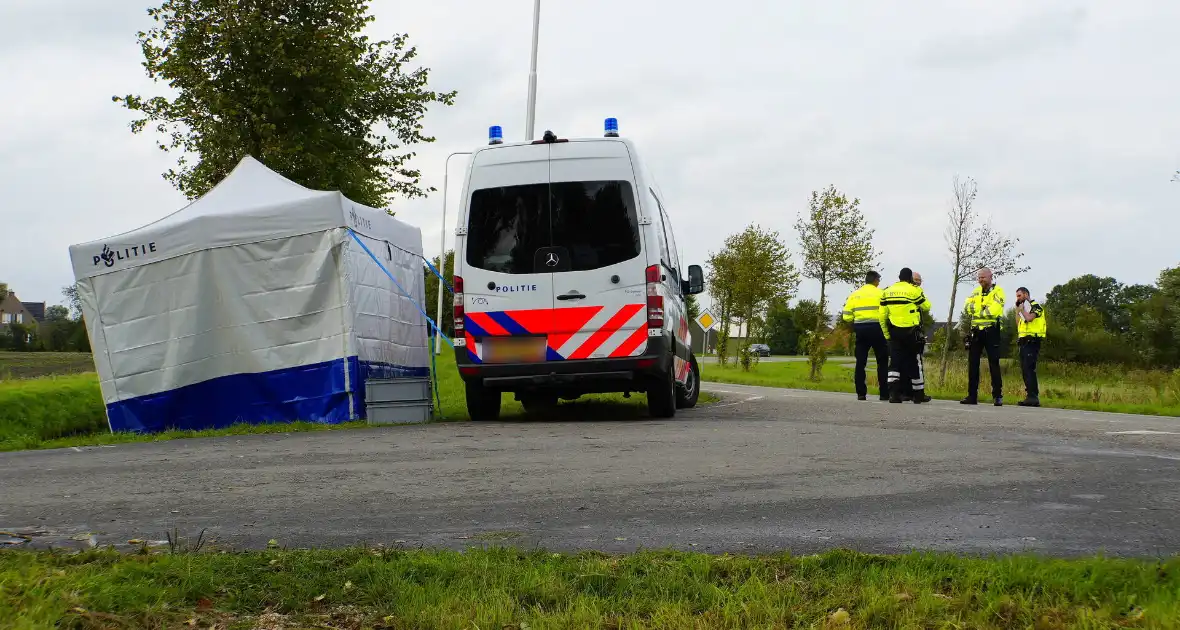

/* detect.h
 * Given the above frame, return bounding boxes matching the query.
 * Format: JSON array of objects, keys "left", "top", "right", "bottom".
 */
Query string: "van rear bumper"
[{"left": 455, "top": 336, "right": 673, "bottom": 392}]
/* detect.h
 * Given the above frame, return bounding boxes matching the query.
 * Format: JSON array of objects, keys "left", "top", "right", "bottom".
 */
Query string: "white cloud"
[{"left": 1, "top": 0, "right": 1177, "bottom": 317}]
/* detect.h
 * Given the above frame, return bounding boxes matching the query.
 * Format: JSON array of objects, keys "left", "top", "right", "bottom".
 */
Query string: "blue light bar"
[
  {"left": 488, "top": 125, "right": 504, "bottom": 145},
  {"left": 604, "top": 117, "right": 619, "bottom": 137}
]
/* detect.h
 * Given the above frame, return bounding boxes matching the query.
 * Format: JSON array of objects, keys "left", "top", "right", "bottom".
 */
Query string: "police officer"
[
  {"left": 879, "top": 268, "right": 932, "bottom": 404},
  {"left": 897, "top": 272, "right": 927, "bottom": 401},
  {"left": 841, "top": 270, "right": 889, "bottom": 401},
  {"left": 962, "top": 267, "right": 1006, "bottom": 406},
  {"left": 1014, "top": 287, "right": 1046, "bottom": 407}
]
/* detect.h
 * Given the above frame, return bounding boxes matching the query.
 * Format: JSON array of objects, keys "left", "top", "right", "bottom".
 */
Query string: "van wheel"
[
  {"left": 466, "top": 382, "right": 501, "bottom": 422},
  {"left": 676, "top": 354, "right": 700, "bottom": 409},
  {"left": 647, "top": 363, "right": 677, "bottom": 418}
]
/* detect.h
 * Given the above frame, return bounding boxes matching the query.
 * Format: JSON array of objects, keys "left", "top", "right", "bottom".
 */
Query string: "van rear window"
[
  {"left": 466, "top": 184, "right": 550, "bottom": 275},
  {"left": 551, "top": 181, "right": 641, "bottom": 272},
  {"left": 466, "top": 181, "right": 641, "bottom": 275}
]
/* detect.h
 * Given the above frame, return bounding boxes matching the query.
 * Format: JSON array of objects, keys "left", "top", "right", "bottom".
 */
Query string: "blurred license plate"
[{"left": 483, "top": 337, "right": 548, "bottom": 364}]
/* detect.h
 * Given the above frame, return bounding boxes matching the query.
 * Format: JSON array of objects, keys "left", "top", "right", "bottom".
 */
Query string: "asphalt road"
[
  {"left": 3, "top": 384, "right": 1179, "bottom": 557},
  {"left": 699, "top": 355, "right": 860, "bottom": 363}
]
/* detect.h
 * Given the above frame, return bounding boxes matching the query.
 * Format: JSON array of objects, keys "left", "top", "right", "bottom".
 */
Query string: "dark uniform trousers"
[
  {"left": 902, "top": 334, "right": 927, "bottom": 398},
  {"left": 1019, "top": 337, "right": 1041, "bottom": 398},
  {"left": 887, "top": 325, "right": 925, "bottom": 395},
  {"left": 853, "top": 323, "right": 889, "bottom": 398},
  {"left": 968, "top": 325, "right": 1003, "bottom": 399}
]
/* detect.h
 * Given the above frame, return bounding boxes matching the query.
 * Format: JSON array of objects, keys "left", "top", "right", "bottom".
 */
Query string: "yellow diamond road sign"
[{"left": 695, "top": 309, "right": 717, "bottom": 332}]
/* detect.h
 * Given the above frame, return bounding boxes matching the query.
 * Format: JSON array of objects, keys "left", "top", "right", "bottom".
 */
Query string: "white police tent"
[{"left": 68, "top": 156, "right": 431, "bottom": 433}]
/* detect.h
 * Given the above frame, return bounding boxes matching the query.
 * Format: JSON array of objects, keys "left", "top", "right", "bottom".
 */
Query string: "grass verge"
[
  {"left": 0, "top": 353, "right": 715, "bottom": 453},
  {"left": 702, "top": 358, "right": 1180, "bottom": 417},
  {"left": 1, "top": 547, "right": 1176, "bottom": 629}
]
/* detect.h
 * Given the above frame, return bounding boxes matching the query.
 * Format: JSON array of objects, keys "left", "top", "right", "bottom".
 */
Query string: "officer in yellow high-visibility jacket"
[
  {"left": 840, "top": 270, "right": 889, "bottom": 401},
  {"left": 879, "top": 267, "right": 932, "bottom": 404},
  {"left": 961, "top": 267, "right": 1006, "bottom": 406},
  {"left": 1014, "top": 286, "right": 1046, "bottom": 407}
]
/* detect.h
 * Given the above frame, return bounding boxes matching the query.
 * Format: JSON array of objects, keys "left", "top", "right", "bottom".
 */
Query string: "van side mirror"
[{"left": 683, "top": 265, "right": 705, "bottom": 295}]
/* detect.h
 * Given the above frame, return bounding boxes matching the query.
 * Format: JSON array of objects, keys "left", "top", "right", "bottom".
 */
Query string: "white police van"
[{"left": 452, "top": 118, "right": 705, "bottom": 420}]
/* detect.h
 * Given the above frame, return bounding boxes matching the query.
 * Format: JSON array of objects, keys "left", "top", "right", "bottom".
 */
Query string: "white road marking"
[
  {"left": 1106, "top": 430, "right": 1180, "bottom": 436},
  {"left": 708, "top": 396, "right": 765, "bottom": 409}
]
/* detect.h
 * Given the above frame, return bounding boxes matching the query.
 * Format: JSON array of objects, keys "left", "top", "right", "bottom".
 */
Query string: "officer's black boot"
[
  {"left": 889, "top": 383, "right": 903, "bottom": 404},
  {"left": 913, "top": 391, "right": 932, "bottom": 404},
  {"left": 960, "top": 396, "right": 978, "bottom": 405}
]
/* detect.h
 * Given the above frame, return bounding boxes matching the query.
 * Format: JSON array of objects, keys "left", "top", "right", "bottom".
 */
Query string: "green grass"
[
  {"left": 0, "top": 353, "right": 715, "bottom": 452},
  {"left": 703, "top": 356, "right": 1180, "bottom": 416},
  {"left": 1, "top": 547, "right": 1176, "bottom": 629},
  {"left": 0, "top": 351, "right": 96, "bottom": 380},
  {"left": 0, "top": 374, "right": 108, "bottom": 450}
]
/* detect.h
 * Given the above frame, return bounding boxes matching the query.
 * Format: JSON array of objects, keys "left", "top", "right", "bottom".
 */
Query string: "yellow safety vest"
[
  {"left": 966, "top": 284, "right": 1006, "bottom": 328},
  {"left": 841, "top": 284, "right": 883, "bottom": 325},
  {"left": 1017, "top": 299, "right": 1047, "bottom": 338},
  {"left": 879, "top": 281, "right": 930, "bottom": 336}
]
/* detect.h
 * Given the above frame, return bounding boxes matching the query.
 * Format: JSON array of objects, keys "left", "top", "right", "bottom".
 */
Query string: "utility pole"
[{"left": 524, "top": 0, "right": 541, "bottom": 141}]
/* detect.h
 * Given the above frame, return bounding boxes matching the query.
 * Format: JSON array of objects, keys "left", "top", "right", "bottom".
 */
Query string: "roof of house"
[
  {"left": 21, "top": 302, "right": 45, "bottom": 321},
  {"left": 0, "top": 291, "right": 38, "bottom": 326}
]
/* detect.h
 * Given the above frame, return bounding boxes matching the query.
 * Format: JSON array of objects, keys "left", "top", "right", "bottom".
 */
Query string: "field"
[
  {"left": 0, "top": 352, "right": 712, "bottom": 452},
  {"left": 0, "top": 351, "right": 95, "bottom": 379},
  {"left": 2, "top": 547, "right": 1176, "bottom": 629},
  {"left": 702, "top": 356, "right": 1180, "bottom": 417}
]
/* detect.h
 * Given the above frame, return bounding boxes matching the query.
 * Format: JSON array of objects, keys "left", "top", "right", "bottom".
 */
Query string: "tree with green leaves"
[
  {"left": 62, "top": 284, "right": 83, "bottom": 320},
  {"left": 705, "top": 248, "right": 738, "bottom": 366},
  {"left": 685, "top": 294, "right": 700, "bottom": 324},
  {"left": 45, "top": 305, "right": 70, "bottom": 322},
  {"left": 1045, "top": 274, "right": 1156, "bottom": 335},
  {"left": 1130, "top": 265, "right": 1180, "bottom": 368},
  {"left": 115, "top": 0, "right": 455, "bottom": 208},
  {"left": 795, "top": 185, "right": 879, "bottom": 380},
  {"left": 938, "top": 175, "right": 1028, "bottom": 385},
  {"left": 707, "top": 225, "right": 801, "bottom": 371}
]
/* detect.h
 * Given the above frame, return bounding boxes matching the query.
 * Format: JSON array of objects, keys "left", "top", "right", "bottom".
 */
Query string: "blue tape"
[
  {"left": 348, "top": 229, "right": 454, "bottom": 349},
  {"left": 422, "top": 256, "right": 453, "bottom": 294}
]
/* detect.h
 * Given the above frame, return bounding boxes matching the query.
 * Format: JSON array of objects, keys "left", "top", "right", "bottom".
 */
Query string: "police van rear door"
[
  {"left": 545, "top": 140, "right": 649, "bottom": 361},
  {"left": 461, "top": 144, "right": 556, "bottom": 363}
]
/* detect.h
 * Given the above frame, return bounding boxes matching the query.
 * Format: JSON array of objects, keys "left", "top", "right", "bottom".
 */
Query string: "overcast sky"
[{"left": 2, "top": 0, "right": 1178, "bottom": 319}]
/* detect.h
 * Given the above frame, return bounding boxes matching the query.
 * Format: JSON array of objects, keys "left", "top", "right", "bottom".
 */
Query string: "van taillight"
[
  {"left": 645, "top": 265, "right": 664, "bottom": 329},
  {"left": 453, "top": 276, "right": 465, "bottom": 333}
]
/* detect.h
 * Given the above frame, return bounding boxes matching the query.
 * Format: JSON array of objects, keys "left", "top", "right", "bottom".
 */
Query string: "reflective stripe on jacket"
[
  {"left": 966, "top": 284, "right": 1006, "bottom": 328},
  {"left": 1017, "top": 299, "right": 1047, "bottom": 338},
  {"left": 879, "top": 281, "right": 930, "bottom": 337},
  {"left": 841, "top": 284, "right": 883, "bottom": 325}
]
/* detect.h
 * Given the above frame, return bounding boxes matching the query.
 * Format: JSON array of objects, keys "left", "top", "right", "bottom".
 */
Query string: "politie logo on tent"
[
  {"left": 93, "top": 242, "right": 158, "bottom": 267},
  {"left": 348, "top": 208, "right": 372, "bottom": 231}
]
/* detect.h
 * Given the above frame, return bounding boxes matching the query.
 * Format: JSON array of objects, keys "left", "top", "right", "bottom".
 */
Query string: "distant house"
[
  {"left": 691, "top": 318, "right": 749, "bottom": 355},
  {"left": 21, "top": 301, "right": 46, "bottom": 322},
  {"left": 0, "top": 288, "right": 39, "bottom": 331}
]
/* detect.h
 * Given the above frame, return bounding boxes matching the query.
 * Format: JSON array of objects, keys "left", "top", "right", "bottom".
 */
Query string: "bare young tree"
[{"left": 938, "top": 175, "right": 1030, "bottom": 385}]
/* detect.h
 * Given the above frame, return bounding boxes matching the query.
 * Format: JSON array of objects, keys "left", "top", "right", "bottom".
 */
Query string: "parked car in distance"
[{"left": 749, "top": 343, "right": 771, "bottom": 357}]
